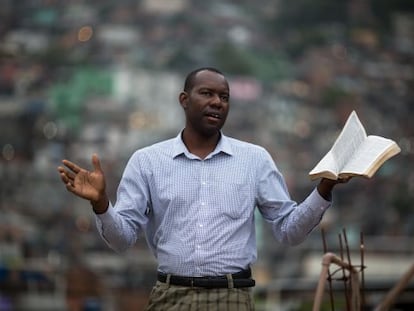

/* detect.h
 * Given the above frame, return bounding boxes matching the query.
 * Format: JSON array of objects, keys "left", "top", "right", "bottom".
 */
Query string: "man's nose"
[{"left": 210, "top": 94, "right": 223, "bottom": 106}]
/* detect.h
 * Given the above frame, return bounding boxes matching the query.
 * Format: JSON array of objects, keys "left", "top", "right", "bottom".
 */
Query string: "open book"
[{"left": 309, "top": 111, "right": 401, "bottom": 180}]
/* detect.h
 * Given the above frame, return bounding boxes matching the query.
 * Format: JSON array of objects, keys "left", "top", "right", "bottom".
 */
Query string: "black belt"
[{"left": 157, "top": 268, "right": 255, "bottom": 289}]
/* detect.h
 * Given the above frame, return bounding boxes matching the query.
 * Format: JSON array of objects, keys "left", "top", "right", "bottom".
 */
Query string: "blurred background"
[{"left": 0, "top": 0, "right": 413, "bottom": 310}]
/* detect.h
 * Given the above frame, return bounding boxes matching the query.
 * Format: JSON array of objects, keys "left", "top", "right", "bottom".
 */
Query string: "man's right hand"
[{"left": 57, "top": 153, "right": 109, "bottom": 214}]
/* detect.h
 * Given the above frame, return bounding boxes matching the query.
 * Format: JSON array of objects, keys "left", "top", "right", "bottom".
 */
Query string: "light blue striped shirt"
[{"left": 96, "top": 132, "right": 331, "bottom": 276}]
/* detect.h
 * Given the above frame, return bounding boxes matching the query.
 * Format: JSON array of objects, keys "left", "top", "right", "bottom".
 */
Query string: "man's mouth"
[{"left": 205, "top": 112, "right": 221, "bottom": 120}]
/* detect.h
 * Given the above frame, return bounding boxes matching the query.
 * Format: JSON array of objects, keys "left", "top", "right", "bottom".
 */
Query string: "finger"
[
  {"left": 59, "top": 171, "right": 72, "bottom": 185},
  {"left": 65, "top": 182, "right": 76, "bottom": 193},
  {"left": 58, "top": 166, "right": 77, "bottom": 192},
  {"left": 57, "top": 166, "right": 75, "bottom": 180},
  {"left": 337, "top": 177, "right": 351, "bottom": 183},
  {"left": 57, "top": 166, "right": 65, "bottom": 174},
  {"left": 66, "top": 170, "right": 77, "bottom": 181},
  {"left": 91, "top": 153, "right": 103, "bottom": 173},
  {"left": 62, "top": 159, "right": 81, "bottom": 174}
]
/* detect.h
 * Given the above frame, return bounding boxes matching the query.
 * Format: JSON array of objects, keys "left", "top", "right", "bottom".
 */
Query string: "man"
[{"left": 58, "top": 67, "right": 348, "bottom": 310}]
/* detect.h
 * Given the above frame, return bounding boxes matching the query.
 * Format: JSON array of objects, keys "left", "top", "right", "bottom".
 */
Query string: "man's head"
[
  {"left": 179, "top": 68, "right": 230, "bottom": 138},
  {"left": 183, "top": 67, "right": 225, "bottom": 93}
]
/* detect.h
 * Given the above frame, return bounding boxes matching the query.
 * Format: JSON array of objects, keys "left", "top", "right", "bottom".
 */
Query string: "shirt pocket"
[{"left": 209, "top": 182, "right": 253, "bottom": 219}]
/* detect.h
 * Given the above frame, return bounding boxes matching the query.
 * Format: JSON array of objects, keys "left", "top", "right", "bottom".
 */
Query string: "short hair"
[{"left": 183, "top": 67, "right": 224, "bottom": 92}]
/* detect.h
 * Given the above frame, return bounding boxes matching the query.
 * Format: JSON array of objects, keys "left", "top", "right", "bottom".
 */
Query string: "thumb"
[{"left": 91, "top": 153, "right": 103, "bottom": 173}]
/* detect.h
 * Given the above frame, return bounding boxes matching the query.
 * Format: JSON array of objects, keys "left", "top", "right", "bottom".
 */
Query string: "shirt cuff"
[
  {"left": 308, "top": 187, "right": 332, "bottom": 213},
  {"left": 95, "top": 202, "right": 116, "bottom": 225}
]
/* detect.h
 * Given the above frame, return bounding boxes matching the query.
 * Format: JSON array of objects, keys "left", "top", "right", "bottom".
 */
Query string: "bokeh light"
[{"left": 78, "top": 25, "right": 93, "bottom": 42}]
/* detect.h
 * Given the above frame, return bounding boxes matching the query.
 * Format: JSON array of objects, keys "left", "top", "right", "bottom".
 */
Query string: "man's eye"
[{"left": 221, "top": 95, "right": 229, "bottom": 101}]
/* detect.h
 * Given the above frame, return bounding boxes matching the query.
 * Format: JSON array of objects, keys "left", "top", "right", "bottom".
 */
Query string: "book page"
[
  {"left": 330, "top": 111, "right": 367, "bottom": 171},
  {"left": 309, "top": 110, "right": 401, "bottom": 180},
  {"left": 308, "top": 151, "right": 338, "bottom": 179},
  {"left": 340, "top": 136, "right": 399, "bottom": 176}
]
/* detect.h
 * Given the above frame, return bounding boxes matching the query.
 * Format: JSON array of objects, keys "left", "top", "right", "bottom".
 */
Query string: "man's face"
[{"left": 180, "top": 70, "right": 230, "bottom": 138}]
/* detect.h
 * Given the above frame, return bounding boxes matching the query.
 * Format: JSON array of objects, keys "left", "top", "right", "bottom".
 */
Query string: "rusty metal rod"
[
  {"left": 343, "top": 228, "right": 355, "bottom": 310},
  {"left": 375, "top": 263, "right": 414, "bottom": 311},
  {"left": 321, "top": 228, "right": 335, "bottom": 311},
  {"left": 313, "top": 252, "right": 361, "bottom": 311},
  {"left": 339, "top": 233, "right": 351, "bottom": 311},
  {"left": 360, "top": 231, "right": 366, "bottom": 308}
]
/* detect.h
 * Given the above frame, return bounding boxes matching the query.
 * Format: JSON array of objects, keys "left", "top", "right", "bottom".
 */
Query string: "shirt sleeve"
[
  {"left": 95, "top": 152, "right": 150, "bottom": 253},
  {"left": 256, "top": 151, "right": 331, "bottom": 246},
  {"left": 94, "top": 202, "right": 135, "bottom": 252}
]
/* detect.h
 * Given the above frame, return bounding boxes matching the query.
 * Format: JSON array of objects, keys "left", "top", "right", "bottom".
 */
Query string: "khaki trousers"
[{"left": 144, "top": 281, "right": 255, "bottom": 311}]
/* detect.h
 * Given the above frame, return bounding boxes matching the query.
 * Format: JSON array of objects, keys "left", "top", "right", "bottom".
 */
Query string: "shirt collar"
[{"left": 172, "top": 130, "right": 234, "bottom": 159}]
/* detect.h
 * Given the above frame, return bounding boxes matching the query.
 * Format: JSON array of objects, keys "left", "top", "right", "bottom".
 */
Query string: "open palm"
[{"left": 58, "top": 154, "right": 106, "bottom": 202}]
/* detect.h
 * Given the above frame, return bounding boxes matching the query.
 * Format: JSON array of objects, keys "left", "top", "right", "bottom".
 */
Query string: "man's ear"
[{"left": 179, "top": 91, "right": 188, "bottom": 109}]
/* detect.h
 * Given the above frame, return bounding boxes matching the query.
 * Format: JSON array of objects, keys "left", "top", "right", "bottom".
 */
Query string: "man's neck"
[{"left": 181, "top": 129, "right": 221, "bottom": 159}]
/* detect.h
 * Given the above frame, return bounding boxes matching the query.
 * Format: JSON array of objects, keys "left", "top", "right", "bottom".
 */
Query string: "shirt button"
[
  {"left": 201, "top": 181, "right": 206, "bottom": 185},
  {"left": 199, "top": 224, "right": 203, "bottom": 228},
  {"left": 201, "top": 202, "right": 205, "bottom": 206}
]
